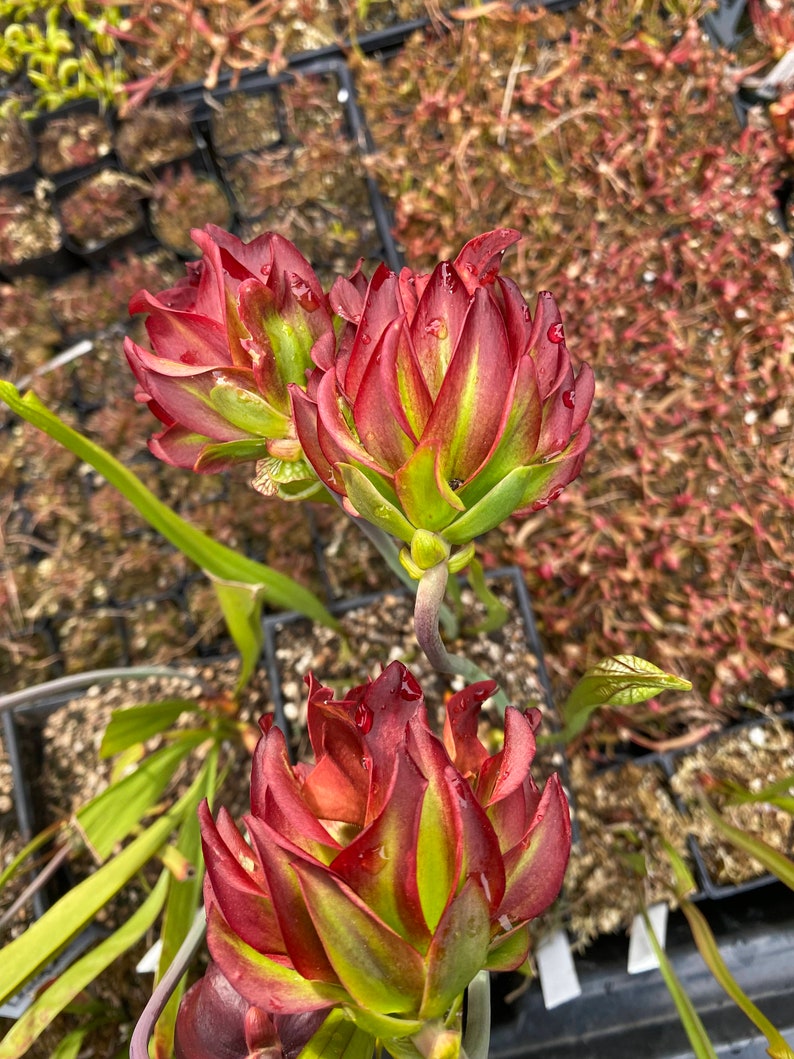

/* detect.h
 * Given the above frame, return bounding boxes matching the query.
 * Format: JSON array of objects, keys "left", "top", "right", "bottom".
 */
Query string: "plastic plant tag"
[
  {"left": 628, "top": 902, "right": 669, "bottom": 974},
  {"left": 536, "top": 929, "right": 581, "bottom": 1009},
  {"left": 757, "top": 48, "right": 794, "bottom": 98},
  {"left": 0, "top": 923, "right": 106, "bottom": 1019}
]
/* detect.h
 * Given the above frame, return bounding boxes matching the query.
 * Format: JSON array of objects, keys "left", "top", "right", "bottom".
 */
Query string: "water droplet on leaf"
[
  {"left": 440, "top": 262, "right": 460, "bottom": 294},
  {"left": 290, "top": 277, "right": 320, "bottom": 311},
  {"left": 355, "top": 703, "right": 374, "bottom": 733},
  {"left": 562, "top": 388, "right": 576, "bottom": 408},
  {"left": 547, "top": 323, "right": 565, "bottom": 343},
  {"left": 424, "top": 317, "right": 448, "bottom": 340}
]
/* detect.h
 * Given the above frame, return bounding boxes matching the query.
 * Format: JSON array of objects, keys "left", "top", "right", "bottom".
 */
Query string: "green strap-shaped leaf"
[
  {"left": 0, "top": 872, "right": 170, "bottom": 1059},
  {"left": 48, "top": 1028, "right": 88, "bottom": 1059},
  {"left": 152, "top": 746, "right": 217, "bottom": 1059},
  {"left": 0, "top": 382, "right": 339, "bottom": 632},
  {"left": 641, "top": 907, "right": 719, "bottom": 1059},
  {"left": 297, "top": 1008, "right": 376, "bottom": 1059},
  {"left": 0, "top": 821, "right": 63, "bottom": 891},
  {"left": 0, "top": 761, "right": 209, "bottom": 1005},
  {"left": 715, "top": 774, "right": 794, "bottom": 815},
  {"left": 76, "top": 731, "right": 209, "bottom": 861},
  {"left": 699, "top": 798, "right": 794, "bottom": 891},
  {"left": 663, "top": 843, "right": 794, "bottom": 1059},
  {"left": 100, "top": 698, "right": 202, "bottom": 758},
  {"left": 560, "top": 655, "right": 692, "bottom": 740}
]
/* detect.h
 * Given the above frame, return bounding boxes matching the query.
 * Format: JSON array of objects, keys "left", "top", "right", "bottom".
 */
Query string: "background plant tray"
[{"left": 0, "top": 54, "right": 401, "bottom": 283}]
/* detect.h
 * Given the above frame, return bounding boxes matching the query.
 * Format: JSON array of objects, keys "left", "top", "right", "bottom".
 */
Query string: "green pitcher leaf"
[
  {"left": 100, "top": 699, "right": 202, "bottom": 757},
  {"left": 0, "top": 762, "right": 209, "bottom": 1005},
  {"left": 297, "top": 1008, "right": 376, "bottom": 1059},
  {"left": 76, "top": 732, "right": 208, "bottom": 861},
  {"left": 0, "top": 383, "right": 339, "bottom": 632},
  {"left": 0, "top": 873, "right": 170, "bottom": 1059},
  {"left": 641, "top": 908, "right": 719, "bottom": 1059},
  {"left": 561, "top": 655, "right": 692, "bottom": 740},
  {"left": 678, "top": 898, "right": 793, "bottom": 1057}
]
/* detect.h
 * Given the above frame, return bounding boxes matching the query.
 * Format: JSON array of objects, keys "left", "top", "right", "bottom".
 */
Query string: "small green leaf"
[
  {"left": 339, "top": 463, "right": 416, "bottom": 544},
  {"left": 100, "top": 699, "right": 201, "bottom": 757},
  {"left": 209, "top": 577, "right": 265, "bottom": 693},
  {"left": 340, "top": 1006, "right": 423, "bottom": 1041},
  {"left": 561, "top": 655, "right": 692, "bottom": 740},
  {"left": 297, "top": 1008, "right": 376, "bottom": 1059},
  {"left": 76, "top": 732, "right": 208, "bottom": 861},
  {"left": 715, "top": 773, "right": 794, "bottom": 815},
  {"left": 0, "top": 873, "right": 169, "bottom": 1059},
  {"left": 48, "top": 1028, "right": 87, "bottom": 1059}
]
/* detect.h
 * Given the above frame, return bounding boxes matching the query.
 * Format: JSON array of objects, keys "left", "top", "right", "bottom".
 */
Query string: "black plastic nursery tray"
[
  {"left": 0, "top": 53, "right": 401, "bottom": 283},
  {"left": 489, "top": 882, "right": 794, "bottom": 1059}
]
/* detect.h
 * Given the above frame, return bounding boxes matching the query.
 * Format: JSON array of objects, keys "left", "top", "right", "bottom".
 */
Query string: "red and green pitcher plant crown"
[{"left": 190, "top": 661, "right": 571, "bottom": 1047}]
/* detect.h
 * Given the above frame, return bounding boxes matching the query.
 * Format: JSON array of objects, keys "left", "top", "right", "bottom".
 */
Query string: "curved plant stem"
[
  {"left": 414, "top": 563, "right": 507, "bottom": 711},
  {"left": 341, "top": 505, "right": 458, "bottom": 637},
  {"left": 462, "top": 971, "right": 491, "bottom": 1059},
  {"left": 0, "top": 666, "right": 203, "bottom": 715},
  {"left": 129, "top": 908, "right": 207, "bottom": 1059}
]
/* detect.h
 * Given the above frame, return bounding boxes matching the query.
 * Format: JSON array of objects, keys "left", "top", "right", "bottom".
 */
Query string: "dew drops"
[
  {"left": 532, "top": 486, "right": 565, "bottom": 510},
  {"left": 479, "top": 872, "right": 492, "bottom": 904},
  {"left": 360, "top": 333, "right": 371, "bottom": 345},
  {"left": 562, "top": 388, "right": 576, "bottom": 408},
  {"left": 360, "top": 756, "right": 370, "bottom": 771},
  {"left": 440, "top": 262, "right": 460, "bottom": 293},
  {"left": 290, "top": 278, "right": 320, "bottom": 311},
  {"left": 260, "top": 263, "right": 272, "bottom": 279},
  {"left": 355, "top": 703, "right": 374, "bottom": 733},
  {"left": 463, "top": 262, "right": 478, "bottom": 276},
  {"left": 400, "top": 672, "right": 422, "bottom": 700},
  {"left": 547, "top": 322, "right": 565, "bottom": 343},
  {"left": 523, "top": 305, "right": 532, "bottom": 323},
  {"left": 424, "top": 317, "right": 448, "bottom": 340}
]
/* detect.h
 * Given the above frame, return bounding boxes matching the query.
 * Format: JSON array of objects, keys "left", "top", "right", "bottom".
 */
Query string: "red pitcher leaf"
[
  {"left": 206, "top": 907, "right": 346, "bottom": 1014},
  {"left": 499, "top": 775, "right": 572, "bottom": 923}
]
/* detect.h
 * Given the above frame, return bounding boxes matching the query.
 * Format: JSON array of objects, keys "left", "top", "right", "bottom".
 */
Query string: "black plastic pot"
[
  {"left": 31, "top": 100, "right": 114, "bottom": 183},
  {"left": 147, "top": 155, "right": 235, "bottom": 257},
  {"left": 114, "top": 94, "right": 198, "bottom": 174},
  {"left": 0, "top": 114, "right": 36, "bottom": 187},
  {"left": 56, "top": 164, "right": 150, "bottom": 265},
  {"left": 0, "top": 183, "right": 80, "bottom": 279}
]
